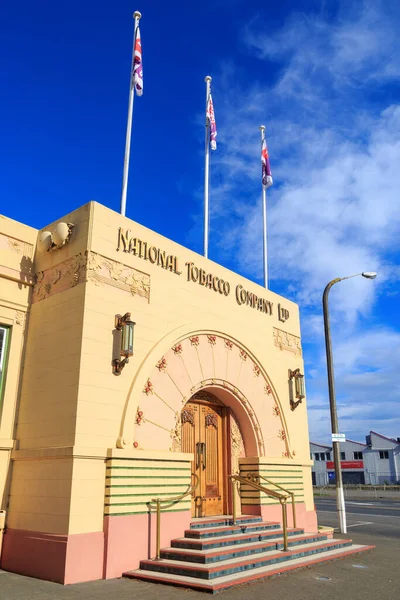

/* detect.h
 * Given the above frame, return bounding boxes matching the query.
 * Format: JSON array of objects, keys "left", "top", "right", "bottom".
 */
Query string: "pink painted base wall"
[
  {"left": 244, "top": 503, "right": 318, "bottom": 532},
  {"left": 1, "top": 511, "right": 191, "bottom": 584},
  {"left": 0, "top": 529, "right": 104, "bottom": 584},
  {"left": 103, "top": 510, "right": 192, "bottom": 579},
  {"left": 0, "top": 507, "right": 317, "bottom": 584}
]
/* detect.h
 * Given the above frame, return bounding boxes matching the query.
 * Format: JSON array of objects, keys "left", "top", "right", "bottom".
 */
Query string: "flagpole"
[
  {"left": 204, "top": 76, "right": 212, "bottom": 258},
  {"left": 260, "top": 125, "right": 268, "bottom": 288},
  {"left": 120, "top": 10, "right": 142, "bottom": 217}
]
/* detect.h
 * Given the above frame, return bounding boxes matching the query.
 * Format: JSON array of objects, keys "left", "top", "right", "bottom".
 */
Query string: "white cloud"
[{"left": 199, "top": 1, "right": 400, "bottom": 441}]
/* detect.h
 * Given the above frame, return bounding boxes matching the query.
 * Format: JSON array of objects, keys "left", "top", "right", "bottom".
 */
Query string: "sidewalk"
[
  {"left": 0, "top": 529, "right": 397, "bottom": 600},
  {"left": 314, "top": 486, "right": 400, "bottom": 500}
]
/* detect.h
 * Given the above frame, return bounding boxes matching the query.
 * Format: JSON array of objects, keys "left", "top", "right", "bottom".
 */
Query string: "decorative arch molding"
[
  {"left": 116, "top": 328, "right": 293, "bottom": 458},
  {"left": 182, "top": 378, "right": 263, "bottom": 456}
]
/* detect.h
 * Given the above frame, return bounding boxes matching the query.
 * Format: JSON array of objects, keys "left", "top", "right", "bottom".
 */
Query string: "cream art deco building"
[{"left": 0, "top": 202, "right": 368, "bottom": 588}]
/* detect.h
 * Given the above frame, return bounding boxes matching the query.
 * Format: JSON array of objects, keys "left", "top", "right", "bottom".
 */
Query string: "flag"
[
  {"left": 206, "top": 94, "right": 217, "bottom": 150},
  {"left": 133, "top": 26, "right": 143, "bottom": 96},
  {"left": 261, "top": 137, "right": 273, "bottom": 189}
]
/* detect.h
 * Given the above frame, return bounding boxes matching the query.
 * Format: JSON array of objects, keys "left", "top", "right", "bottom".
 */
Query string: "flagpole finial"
[
  {"left": 133, "top": 11, "right": 142, "bottom": 19},
  {"left": 205, "top": 75, "right": 212, "bottom": 82},
  {"left": 260, "top": 125, "right": 266, "bottom": 131}
]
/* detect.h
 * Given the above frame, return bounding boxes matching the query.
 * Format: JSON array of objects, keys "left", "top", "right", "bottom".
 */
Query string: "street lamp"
[{"left": 322, "top": 271, "right": 377, "bottom": 534}]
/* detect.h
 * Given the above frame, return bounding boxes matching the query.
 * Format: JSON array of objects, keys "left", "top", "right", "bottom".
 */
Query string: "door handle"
[
  {"left": 196, "top": 442, "right": 206, "bottom": 470},
  {"left": 196, "top": 442, "right": 203, "bottom": 469}
]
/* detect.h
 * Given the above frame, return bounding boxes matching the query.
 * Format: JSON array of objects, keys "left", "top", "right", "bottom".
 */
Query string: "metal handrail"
[
  {"left": 147, "top": 472, "right": 199, "bottom": 560},
  {"left": 257, "top": 474, "right": 297, "bottom": 529},
  {"left": 229, "top": 473, "right": 290, "bottom": 551}
]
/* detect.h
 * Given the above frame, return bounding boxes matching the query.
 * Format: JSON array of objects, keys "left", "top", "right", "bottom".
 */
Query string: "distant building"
[
  {"left": 364, "top": 431, "right": 400, "bottom": 485},
  {"left": 310, "top": 431, "right": 400, "bottom": 485},
  {"left": 309, "top": 442, "right": 331, "bottom": 485}
]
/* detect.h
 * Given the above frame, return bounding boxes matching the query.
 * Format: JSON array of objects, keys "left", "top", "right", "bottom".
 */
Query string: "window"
[
  {"left": 379, "top": 451, "right": 389, "bottom": 460},
  {"left": 326, "top": 453, "right": 331, "bottom": 461},
  {"left": 340, "top": 452, "right": 346, "bottom": 460},
  {"left": 315, "top": 453, "right": 320, "bottom": 461},
  {"left": 0, "top": 326, "right": 10, "bottom": 402},
  {"left": 354, "top": 451, "right": 363, "bottom": 460}
]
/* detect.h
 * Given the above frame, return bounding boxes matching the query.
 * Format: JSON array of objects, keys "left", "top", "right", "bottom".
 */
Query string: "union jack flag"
[
  {"left": 261, "top": 136, "right": 273, "bottom": 189},
  {"left": 206, "top": 94, "right": 217, "bottom": 150},
  {"left": 133, "top": 26, "right": 143, "bottom": 95}
]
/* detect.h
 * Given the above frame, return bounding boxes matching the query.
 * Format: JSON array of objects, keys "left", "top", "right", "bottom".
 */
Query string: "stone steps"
[
  {"left": 124, "top": 515, "right": 374, "bottom": 592},
  {"left": 126, "top": 543, "right": 374, "bottom": 593}
]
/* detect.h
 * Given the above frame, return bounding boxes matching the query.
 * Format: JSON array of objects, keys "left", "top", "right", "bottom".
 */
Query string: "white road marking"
[
  {"left": 346, "top": 502, "right": 374, "bottom": 506},
  {"left": 346, "top": 521, "right": 373, "bottom": 528}
]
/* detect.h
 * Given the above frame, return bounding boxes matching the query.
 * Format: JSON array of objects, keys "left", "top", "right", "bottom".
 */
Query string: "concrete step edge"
[{"left": 125, "top": 544, "right": 374, "bottom": 591}]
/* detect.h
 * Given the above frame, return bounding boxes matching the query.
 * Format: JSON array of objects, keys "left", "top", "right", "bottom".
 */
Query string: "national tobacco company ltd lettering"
[
  {"left": 117, "top": 228, "right": 181, "bottom": 275},
  {"left": 235, "top": 284, "right": 273, "bottom": 315},
  {"left": 185, "top": 262, "right": 230, "bottom": 296},
  {"left": 116, "top": 227, "right": 289, "bottom": 320}
]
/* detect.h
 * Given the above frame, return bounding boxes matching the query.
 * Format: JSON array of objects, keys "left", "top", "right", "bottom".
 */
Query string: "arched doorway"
[{"left": 181, "top": 391, "right": 227, "bottom": 517}]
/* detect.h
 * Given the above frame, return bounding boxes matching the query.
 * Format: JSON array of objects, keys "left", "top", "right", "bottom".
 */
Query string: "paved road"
[{"left": 315, "top": 497, "right": 400, "bottom": 539}]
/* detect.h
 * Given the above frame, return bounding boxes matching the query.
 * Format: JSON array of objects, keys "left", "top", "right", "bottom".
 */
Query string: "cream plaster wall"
[
  {"left": 85, "top": 202, "right": 312, "bottom": 463},
  {"left": 0, "top": 215, "right": 37, "bottom": 510},
  {"left": 2, "top": 200, "right": 315, "bottom": 537}
]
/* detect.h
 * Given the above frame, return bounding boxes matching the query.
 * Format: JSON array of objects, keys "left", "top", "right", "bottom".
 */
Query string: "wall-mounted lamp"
[
  {"left": 288, "top": 368, "right": 305, "bottom": 410},
  {"left": 113, "top": 313, "right": 136, "bottom": 375}
]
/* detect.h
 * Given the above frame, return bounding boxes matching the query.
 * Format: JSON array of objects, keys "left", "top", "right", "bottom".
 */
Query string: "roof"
[
  {"left": 310, "top": 442, "right": 332, "bottom": 449},
  {"left": 370, "top": 431, "right": 399, "bottom": 444},
  {"left": 346, "top": 439, "right": 367, "bottom": 446}
]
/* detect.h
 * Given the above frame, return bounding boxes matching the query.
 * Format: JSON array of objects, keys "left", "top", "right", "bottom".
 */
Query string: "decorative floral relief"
[
  {"left": 278, "top": 429, "right": 287, "bottom": 441},
  {"left": 143, "top": 379, "right": 153, "bottom": 395},
  {"left": 205, "top": 413, "right": 218, "bottom": 428},
  {"left": 14, "top": 311, "right": 24, "bottom": 326},
  {"left": 207, "top": 335, "right": 217, "bottom": 345},
  {"left": 264, "top": 383, "right": 272, "bottom": 395},
  {"left": 87, "top": 252, "right": 150, "bottom": 301},
  {"left": 224, "top": 339, "right": 233, "bottom": 350},
  {"left": 170, "top": 412, "right": 181, "bottom": 452},
  {"left": 156, "top": 357, "right": 167, "bottom": 372},
  {"left": 135, "top": 408, "right": 144, "bottom": 425},
  {"left": 239, "top": 350, "right": 247, "bottom": 361},
  {"left": 190, "top": 336, "right": 200, "bottom": 346},
  {"left": 172, "top": 344, "right": 183, "bottom": 355},
  {"left": 33, "top": 253, "right": 87, "bottom": 302},
  {"left": 282, "top": 451, "right": 289, "bottom": 458},
  {"left": 292, "top": 450, "right": 296, "bottom": 456},
  {"left": 133, "top": 441, "right": 139, "bottom": 449},
  {"left": 0, "top": 234, "right": 33, "bottom": 259},
  {"left": 181, "top": 409, "right": 195, "bottom": 425},
  {"left": 253, "top": 364, "right": 261, "bottom": 377},
  {"left": 7, "top": 237, "right": 23, "bottom": 254},
  {"left": 273, "top": 327, "right": 302, "bottom": 356},
  {"left": 272, "top": 405, "right": 280, "bottom": 417},
  {"left": 192, "top": 391, "right": 224, "bottom": 405}
]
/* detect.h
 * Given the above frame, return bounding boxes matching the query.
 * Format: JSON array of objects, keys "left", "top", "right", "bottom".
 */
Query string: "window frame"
[
  {"left": 379, "top": 451, "right": 389, "bottom": 460},
  {"left": 340, "top": 452, "right": 346, "bottom": 460},
  {"left": 0, "top": 325, "right": 11, "bottom": 405},
  {"left": 353, "top": 451, "right": 363, "bottom": 460}
]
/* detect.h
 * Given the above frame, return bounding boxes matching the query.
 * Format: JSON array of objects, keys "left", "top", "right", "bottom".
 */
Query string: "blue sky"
[{"left": 2, "top": 0, "right": 400, "bottom": 443}]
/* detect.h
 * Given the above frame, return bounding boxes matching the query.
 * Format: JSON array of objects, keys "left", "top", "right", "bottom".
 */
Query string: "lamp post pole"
[
  {"left": 322, "top": 278, "right": 346, "bottom": 533},
  {"left": 322, "top": 272, "right": 377, "bottom": 534}
]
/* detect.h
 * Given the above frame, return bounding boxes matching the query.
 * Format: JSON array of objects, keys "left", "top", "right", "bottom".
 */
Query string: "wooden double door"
[{"left": 181, "top": 398, "right": 226, "bottom": 517}]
